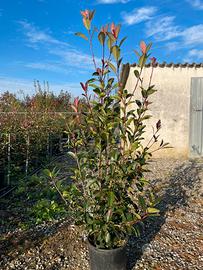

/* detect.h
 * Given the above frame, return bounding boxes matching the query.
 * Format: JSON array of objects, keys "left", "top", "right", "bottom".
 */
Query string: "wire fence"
[
  {"left": 0, "top": 154, "right": 66, "bottom": 199},
  {"left": 0, "top": 112, "right": 75, "bottom": 188}
]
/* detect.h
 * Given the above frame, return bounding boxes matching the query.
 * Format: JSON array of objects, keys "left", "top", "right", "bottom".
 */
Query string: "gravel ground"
[{"left": 0, "top": 158, "right": 203, "bottom": 270}]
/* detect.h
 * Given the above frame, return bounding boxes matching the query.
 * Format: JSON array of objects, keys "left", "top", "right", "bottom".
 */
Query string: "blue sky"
[{"left": 0, "top": 0, "right": 203, "bottom": 96}]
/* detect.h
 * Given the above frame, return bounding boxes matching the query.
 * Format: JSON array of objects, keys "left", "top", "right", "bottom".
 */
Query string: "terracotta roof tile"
[{"left": 131, "top": 62, "right": 203, "bottom": 68}]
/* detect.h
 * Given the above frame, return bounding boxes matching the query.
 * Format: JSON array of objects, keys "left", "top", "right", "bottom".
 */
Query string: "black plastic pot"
[{"left": 88, "top": 240, "right": 127, "bottom": 270}]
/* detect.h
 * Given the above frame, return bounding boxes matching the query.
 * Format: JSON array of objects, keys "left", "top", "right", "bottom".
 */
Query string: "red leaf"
[{"left": 140, "top": 41, "right": 147, "bottom": 54}]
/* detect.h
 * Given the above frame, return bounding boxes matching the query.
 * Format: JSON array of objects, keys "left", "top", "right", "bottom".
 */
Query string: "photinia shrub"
[{"left": 56, "top": 9, "right": 169, "bottom": 249}]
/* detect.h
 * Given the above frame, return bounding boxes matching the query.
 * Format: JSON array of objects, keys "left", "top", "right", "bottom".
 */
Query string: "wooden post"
[
  {"left": 46, "top": 134, "right": 50, "bottom": 158},
  {"left": 7, "top": 133, "right": 11, "bottom": 186},
  {"left": 25, "top": 134, "right": 30, "bottom": 177}
]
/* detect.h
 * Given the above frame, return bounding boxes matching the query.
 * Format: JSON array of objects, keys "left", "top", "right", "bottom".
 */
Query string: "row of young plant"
[{"left": 0, "top": 85, "right": 76, "bottom": 187}]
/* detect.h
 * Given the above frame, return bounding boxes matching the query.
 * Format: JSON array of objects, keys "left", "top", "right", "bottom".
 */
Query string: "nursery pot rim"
[{"left": 87, "top": 236, "right": 127, "bottom": 253}]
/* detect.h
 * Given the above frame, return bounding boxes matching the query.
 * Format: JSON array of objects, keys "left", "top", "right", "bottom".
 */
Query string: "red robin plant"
[{"left": 62, "top": 9, "right": 170, "bottom": 251}]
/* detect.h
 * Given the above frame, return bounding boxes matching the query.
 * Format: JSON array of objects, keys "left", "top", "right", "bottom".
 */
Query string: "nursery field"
[
  {"left": 0, "top": 157, "right": 203, "bottom": 270},
  {"left": 0, "top": 87, "right": 75, "bottom": 188}
]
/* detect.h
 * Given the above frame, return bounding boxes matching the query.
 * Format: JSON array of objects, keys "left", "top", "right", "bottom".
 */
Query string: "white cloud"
[
  {"left": 145, "top": 15, "right": 203, "bottom": 49},
  {"left": 19, "top": 21, "right": 98, "bottom": 72},
  {"left": 163, "top": 41, "right": 195, "bottom": 54},
  {"left": 122, "top": 6, "right": 157, "bottom": 25},
  {"left": 98, "top": 0, "right": 130, "bottom": 4},
  {"left": 184, "top": 49, "right": 203, "bottom": 62},
  {"left": 146, "top": 16, "right": 181, "bottom": 41},
  {"left": 145, "top": 15, "right": 203, "bottom": 58},
  {"left": 0, "top": 76, "right": 82, "bottom": 96},
  {"left": 187, "top": 0, "right": 203, "bottom": 10},
  {"left": 24, "top": 62, "right": 70, "bottom": 74},
  {"left": 188, "top": 49, "right": 203, "bottom": 58},
  {"left": 182, "top": 25, "right": 203, "bottom": 45},
  {"left": 18, "top": 21, "right": 66, "bottom": 46},
  {"left": 0, "top": 76, "right": 35, "bottom": 96},
  {"left": 49, "top": 48, "right": 100, "bottom": 70}
]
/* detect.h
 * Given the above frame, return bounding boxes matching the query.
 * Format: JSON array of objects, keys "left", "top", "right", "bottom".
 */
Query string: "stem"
[
  {"left": 122, "top": 96, "right": 127, "bottom": 155},
  {"left": 128, "top": 66, "right": 144, "bottom": 104},
  {"left": 125, "top": 212, "right": 149, "bottom": 227},
  {"left": 98, "top": 149, "right": 102, "bottom": 179},
  {"left": 75, "top": 148, "right": 87, "bottom": 197},
  {"left": 102, "top": 42, "right": 105, "bottom": 74},
  {"left": 52, "top": 176, "right": 68, "bottom": 206},
  {"left": 146, "top": 129, "right": 157, "bottom": 148},
  {"left": 88, "top": 29, "right": 97, "bottom": 71},
  {"left": 148, "top": 66, "right": 154, "bottom": 88},
  {"left": 84, "top": 91, "right": 97, "bottom": 129}
]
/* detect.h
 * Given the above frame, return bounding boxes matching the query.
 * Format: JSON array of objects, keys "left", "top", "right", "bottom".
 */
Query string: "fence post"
[
  {"left": 7, "top": 133, "right": 11, "bottom": 186},
  {"left": 25, "top": 134, "right": 30, "bottom": 177},
  {"left": 46, "top": 134, "right": 50, "bottom": 158}
]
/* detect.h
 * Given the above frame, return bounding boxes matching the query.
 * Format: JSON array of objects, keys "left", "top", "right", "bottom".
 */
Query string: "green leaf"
[
  {"left": 141, "top": 115, "right": 152, "bottom": 120},
  {"left": 146, "top": 42, "right": 152, "bottom": 53},
  {"left": 147, "top": 88, "right": 157, "bottom": 95},
  {"left": 134, "top": 70, "right": 140, "bottom": 78},
  {"left": 106, "top": 209, "right": 112, "bottom": 222},
  {"left": 131, "top": 142, "right": 139, "bottom": 151},
  {"left": 136, "top": 100, "right": 142, "bottom": 107},
  {"left": 126, "top": 118, "right": 134, "bottom": 126},
  {"left": 75, "top": 32, "right": 88, "bottom": 41},
  {"left": 134, "top": 213, "right": 142, "bottom": 220},
  {"left": 98, "top": 31, "right": 105, "bottom": 45},
  {"left": 62, "top": 191, "right": 69, "bottom": 198},
  {"left": 43, "top": 169, "right": 52, "bottom": 178},
  {"left": 67, "top": 151, "right": 76, "bottom": 159},
  {"left": 117, "top": 57, "right": 123, "bottom": 68},
  {"left": 87, "top": 78, "right": 96, "bottom": 83},
  {"left": 107, "top": 32, "right": 116, "bottom": 43},
  {"left": 107, "top": 38, "right": 113, "bottom": 50},
  {"left": 105, "top": 231, "right": 111, "bottom": 244},
  {"left": 139, "top": 54, "right": 147, "bottom": 68},
  {"left": 134, "top": 50, "right": 140, "bottom": 57},
  {"left": 147, "top": 207, "right": 160, "bottom": 214},
  {"left": 83, "top": 18, "right": 90, "bottom": 30},
  {"left": 112, "top": 45, "right": 120, "bottom": 61},
  {"left": 119, "top": 36, "right": 127, "bottom": 47},
  {"left": 141, "top": 89, "right": 148, "bottom": 98},
  {"left": 87, "top": 178, "right": 100, "bottom": 189},
  {"left": 138, "top": 195, "right": 146, "bottom": 209},
  {"left": 89, "top": 10, "right": 96, "bottom": 20},
  {"left": 93, "top": 88, "right": 101, "bottom": 95},
  {"left": 89, "top": 83, "right": 99, "bottom": 88},
  {"left": 108, "top": 62, "right": 117, "bottom": 73},
  {"left": 108, "top": 191, "right": 115, "bottom": 207}
]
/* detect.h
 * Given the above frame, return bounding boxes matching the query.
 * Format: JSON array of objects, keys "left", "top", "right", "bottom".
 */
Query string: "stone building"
[{"left": 125, "top": 63, "right": 203, "bottom": 158}]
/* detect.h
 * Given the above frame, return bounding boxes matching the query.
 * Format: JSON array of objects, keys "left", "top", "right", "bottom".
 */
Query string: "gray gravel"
[{"left": 0, "top": 158, "right": 203, "bottom": 270}]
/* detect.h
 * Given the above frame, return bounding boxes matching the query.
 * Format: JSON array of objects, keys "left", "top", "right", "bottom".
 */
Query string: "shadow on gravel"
[
  {"left": 127, "top": 159, "right": 202, "bottom": 270},
  {"left": 0, "top": 218, "right": 70, "bottom": 261},
  {"left": 1, "top": 159, "right": 202, "bottom": 268},
  {"left": 0, "top": 155, "right": 74, "bottom": 262}
]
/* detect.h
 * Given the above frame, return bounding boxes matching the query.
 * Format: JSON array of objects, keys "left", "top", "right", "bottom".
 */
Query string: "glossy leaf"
[{"left": 75, "top": 32, "right": 88, "bottom": 41}]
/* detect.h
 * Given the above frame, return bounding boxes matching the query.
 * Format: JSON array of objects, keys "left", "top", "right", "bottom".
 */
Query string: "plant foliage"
[{"left": 47, "top": 10, "right": 169, "bottom": 249}]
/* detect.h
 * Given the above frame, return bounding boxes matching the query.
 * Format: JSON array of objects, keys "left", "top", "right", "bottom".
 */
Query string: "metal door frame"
[{"left": 189, "top": 77, "right": 203, "bottom": 157}]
